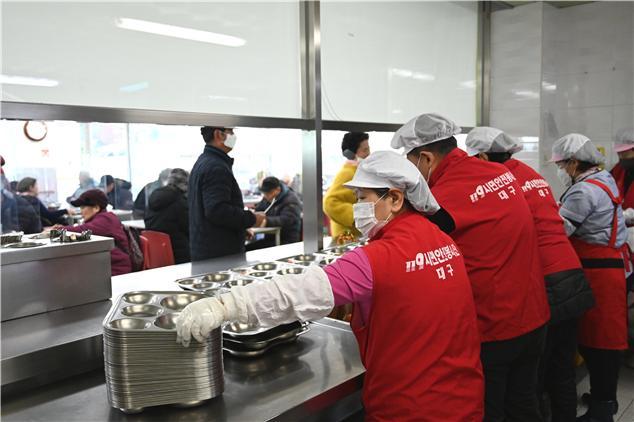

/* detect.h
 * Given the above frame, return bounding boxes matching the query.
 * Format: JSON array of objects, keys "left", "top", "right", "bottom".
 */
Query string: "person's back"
[
  {"left": 359, "top": 211, "right": 483, "bottom": 420},
  {"left": 254, "top": 181, "right": 302, "bottom": 246},
  {"left": 145, "top": 185, "right": 189, "bottom": 264},
  {"left": 16, "top": 195, "right": 41, "bottom": 234},
  {"left": 430, "top": 150, "right": 550, "bottom": 340}
]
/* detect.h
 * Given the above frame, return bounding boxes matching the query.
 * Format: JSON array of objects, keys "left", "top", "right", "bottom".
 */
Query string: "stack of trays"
[
  {"left": 103, "top": 291, "right": 224, "bottom": 414},
  {"left": 223, "top": 320, "right": 310, "bottom": 358}
]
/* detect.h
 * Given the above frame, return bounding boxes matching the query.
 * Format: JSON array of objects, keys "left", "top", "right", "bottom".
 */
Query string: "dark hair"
[
  {"left": 341, "top": 132, "right": 369, "bottom": 157},
  {"left": 16, "top": 177, "right": 36, "bottom": 193},
  {"left": 572, "top": 160, "right": 597, "bottom": 173},
  {"left": 408, "top": 137, "right": 458, "bottom": 158},
  {"left": 260, "top": 176, "right": 281, "bottom": 193},
  {"left": 485, "top": 152, "right": 513, "bottom": 164},
  {"left": 370, "top": 188, "right": 414, "bottom": 211},
  {"left": 101, "top": 175, "right": 114, "bottom": 186},
  {"left": 201, "top": 126, "right": 226, "bottom": 144}
]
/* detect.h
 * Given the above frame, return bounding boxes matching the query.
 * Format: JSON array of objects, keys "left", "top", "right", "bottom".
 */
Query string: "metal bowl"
[
  {"left": 154, "top": 313, "right": 180, "bottom": 330},
  {"left": 252, "top": 262, "right": 278, "bottom": 271},
  {"left": 109, "top": 318, "right": 149, "bottom": 330},
  {"left": 192, "top": 282, "right": 223, "bottom": 290},
  {"left": 226, "top": 279, "right": 256, "bottom": 287},
  {"left": 292, "top": 254, "right": 316, "bottom": 262},
  {"left": 326, "top": 246, "right": 352, "bottom": 255},
  {"left": 122, "top": 292, "right": 154, "bottom": 304},
  {"left": 160, "top": 293, "right": 204, "bottom": 311},
  {"left": 224, "top": 321, "right": 261, "bottom": 334},
  {"left": 248, "top": 271, "right": 269, "bottom": 278},
  {"left": 121, "top": 305, "right": 162, "bottom": 317},
  {"left": 201, "top": 273, "right": 232, "bottom": 282},
  {"left": 176, "top": 278, "right": 197, "bottom": 286},
  {"left": 277, "top": 267, "right": 306, "bottom": 276}
]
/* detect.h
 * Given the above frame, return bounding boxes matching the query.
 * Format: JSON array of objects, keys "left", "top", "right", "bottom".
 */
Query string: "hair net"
[
  {"left": 465, "top": 127, "right": 523, "bottom": 156},
  {"left": 550, "top": 133, "right": 604, "bottom": 165},
  {"left": 391, "top": 113, "right": 461, "bottom": 154},
  {"left": 614, "top": 127, "right": 634, "bottom": 153},
  {"left": 343, "top": 150, "right": 439, "bottom": 215}
]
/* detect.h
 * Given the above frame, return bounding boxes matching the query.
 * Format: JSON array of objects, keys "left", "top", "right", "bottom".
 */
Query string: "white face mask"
[
  {"left": 224, "top": 133, "right": 237, "bottom": 149},
  {"left": 353, "top": 194, "right": 392, "bottom": 239},
  {"left": 557, "top": 167, "right": 572, "bottom": 188}
]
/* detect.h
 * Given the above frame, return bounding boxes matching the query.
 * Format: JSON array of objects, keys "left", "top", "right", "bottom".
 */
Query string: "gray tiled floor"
[{"left": 576, "top": 363, "right": 634, "bottom": 421}]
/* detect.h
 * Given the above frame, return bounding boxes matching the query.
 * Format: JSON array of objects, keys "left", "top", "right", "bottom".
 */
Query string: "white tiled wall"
[{"left": 490, "top": 1, "right": 634, "bottom": 198}]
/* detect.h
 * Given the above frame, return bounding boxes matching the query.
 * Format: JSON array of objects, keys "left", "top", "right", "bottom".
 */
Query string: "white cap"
[
  {"left": 391, "top": 113, "right": 462, "bottom": 154},
  {"left": 614, "top": 127, "right": 634, "bottom": 153},
  {"left": 465, "top": 127, "right": 523, "bottom": 156},
  {"left": 550, "top": 133, "right": 604, "bottom": 165},
  {"left": 344, "top": 150, "right": 440, "bottom": 215}
]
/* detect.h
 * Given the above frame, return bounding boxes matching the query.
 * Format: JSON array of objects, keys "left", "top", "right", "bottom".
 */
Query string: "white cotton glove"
[
  {"left": 176, "top": 296, "right": 239, "bottom": 347},
  {"left": 624, "top": 208, "right": 634, "bottom": 226}
]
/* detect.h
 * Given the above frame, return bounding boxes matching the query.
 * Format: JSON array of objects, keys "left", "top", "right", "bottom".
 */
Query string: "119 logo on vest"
[{"left": 405, "top": 244, "right": 461, "bottom": 281}]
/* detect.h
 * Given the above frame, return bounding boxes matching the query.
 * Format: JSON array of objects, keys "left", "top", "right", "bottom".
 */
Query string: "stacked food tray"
[
  {"left": 223, "top": 320, "right": 310, "bottom": 357},
  {"left": 103, "top": 291, "right": 224, "bottom": 414}
]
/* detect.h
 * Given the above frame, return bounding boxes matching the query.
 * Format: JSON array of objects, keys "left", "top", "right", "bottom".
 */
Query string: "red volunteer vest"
[
  {"left": 429, "top": 149, "right": 550, "bottom": 342},
  {"left": 571, "top": 179, "right": 628, "bottom": 350},
  {"left": 358, "top": 211, "right": 484, "bottom": 422},
  {"left": 610, "top": 163, "right": 634, "bottom": 210},
  {"left": 505, "top": 159, "right": 581, "bottom": 275}
]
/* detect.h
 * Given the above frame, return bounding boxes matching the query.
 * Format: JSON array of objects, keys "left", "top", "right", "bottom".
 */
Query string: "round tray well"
[
  {"left": 109, "top": 318, "right": 150, "bottom": 330},
  {"left": 192, "top": 281, "right": 224, "bottom": 290},
  {"left": 292, "top": 254, "right": 316, "bottom": 262},
  {"left": 277, "top": 267, "right": 306, "bottom": 276},
  {"left": 122, "top": 292, "right": 155, "bottom": 304},
  {"left": 176, "top": 278, "right": 197, "bottom": 286},
  {"left": 200, "top": 273, "right": 232, "bottom": 282},
  {"left": 248, "top": 271, "right": 269, "bottom": 278},
  {"left": 224, "top": 321, "right": 262, "bottom": 334},
  {"left": 160, "top": 293, "right": 205, "bottom": 311},
  {"left": 252, "top": 262, "right": 278, "bottom": 271},
  {"left": 121, "top": 305, "right": 162, "bottom": 317},
  {"left": 318, "top": 257, "right": 337, "bottom": 266},
  {"left": 154, "top": 313, "right": 180, "bottom": 330},
  {"left": 227, "top": 279, "right": 256, "bottom": 287}
]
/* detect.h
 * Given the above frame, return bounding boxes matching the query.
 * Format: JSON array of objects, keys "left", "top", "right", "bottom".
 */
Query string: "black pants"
[
  {"left": 538, "top": 318, "right": 579, "bottom": 422},
  {"left": 578, "top": 345, "right": 622, "bottom": 402},
  {"left": 481, "top": 325, "right": 547, "bottom": 422}
]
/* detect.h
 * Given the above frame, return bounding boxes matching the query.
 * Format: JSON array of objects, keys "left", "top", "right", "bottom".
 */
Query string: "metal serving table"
[
  {"left": 0, "top": 235, "right": 113, "bottom": 321},
  {"left": 1, "top": 242, "right": 365, "bottom": 421},
  {"left": 1, "top": 318, "right": 364, "bottom": 422}
]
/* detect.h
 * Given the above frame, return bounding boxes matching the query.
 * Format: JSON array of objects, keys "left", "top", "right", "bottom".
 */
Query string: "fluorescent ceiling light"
[
  {"left": 390, "top": 68, "right": 435, "bottom": 81},
  {"left": 120, "top": 81, "right": 149, "bottom": 93},
  {"left": 0, "top": 74, "right": 59, "bottom": 87},
  {"left": 116, "top": 17, "right": 246, "bottom": 47},
  {"left": 460, "top": 80, "right": 476, "bottom": 89}
]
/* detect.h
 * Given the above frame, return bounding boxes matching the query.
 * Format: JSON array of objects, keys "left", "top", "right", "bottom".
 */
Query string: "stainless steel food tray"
[
  {"left": 223, "top": 324, "right": 310, "bottom": 358},
  {"left": 277, "top": 253, "right": 336, "bottom": 267},
  {"left": 103, "top": 291, "right": 224, "bottom": 414},
  {"left": 230, "top": 261, "right": 298, "bottom": 280}
]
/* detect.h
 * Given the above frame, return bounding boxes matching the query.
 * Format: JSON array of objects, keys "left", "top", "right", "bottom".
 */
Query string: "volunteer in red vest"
[
  {"left": 611, "top": 128, "right": 634, "bottom": 289},
  {"left": 176, "top": 151, "right": 484, "bottom": 421},
  {"left": 466, "top": 127, "right": 594, "bottom": 422},
  {"left": 392, "top": 113, "right": 550, "bottom": 422},
  {"left": 552, "top": 134, "right": 628, "bottom": 422}
]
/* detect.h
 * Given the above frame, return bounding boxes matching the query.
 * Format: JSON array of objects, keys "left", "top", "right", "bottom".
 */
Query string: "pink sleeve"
[{"left": 324, "top": 248, "right": 374, "bottom": 306}]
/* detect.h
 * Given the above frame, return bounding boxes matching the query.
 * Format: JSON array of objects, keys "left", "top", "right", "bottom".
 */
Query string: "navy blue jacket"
[{"left": 188, "top": 145, "right": 255, "bottom": 260}]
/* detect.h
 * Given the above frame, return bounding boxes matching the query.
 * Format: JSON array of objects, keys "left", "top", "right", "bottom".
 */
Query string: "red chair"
[{"left": 140, "top": 230, "right": 175, "bottom": 270}]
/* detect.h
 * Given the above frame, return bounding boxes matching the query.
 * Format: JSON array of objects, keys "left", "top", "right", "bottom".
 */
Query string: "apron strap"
[{"left": 584, "top": 179, "right": 622, "bottom": 248}]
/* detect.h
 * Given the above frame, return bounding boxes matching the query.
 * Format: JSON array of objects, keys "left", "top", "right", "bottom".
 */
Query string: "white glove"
[
  {"left": 176, "top": 296, "right": 239, "bottom": 347},
  {"left": 624, "top": 208, "right": 634, "bottom": 225}
]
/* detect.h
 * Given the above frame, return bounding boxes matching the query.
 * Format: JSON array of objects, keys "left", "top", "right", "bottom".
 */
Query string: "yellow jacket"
[{"left": 323, "top": 162, "right": 360, "bottom": 239}]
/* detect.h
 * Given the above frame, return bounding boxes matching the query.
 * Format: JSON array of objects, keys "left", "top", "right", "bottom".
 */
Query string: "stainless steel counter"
[
  {"left": 1, "top": 319, "right": 364, "bottom": 422},
  {"left": 0, "top": 235, "right": 114, "bottom": 265}
]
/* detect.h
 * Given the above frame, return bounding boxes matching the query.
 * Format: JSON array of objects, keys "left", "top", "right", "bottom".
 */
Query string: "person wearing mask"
[
  {"left": 1, "top": 156, "right": 20, "bottom": 234},
  {"left": 611, "top": 128, "right": 634, "bottom": 211},
  {"left": 189, "top": 126, "right": 265, "bottom": 260},
  {"left": 393, "top": 113, "right": 550, "bottom": 422},
  {"left": 176, "top": 151, "right": 484, "bottom": 421},
  {"left": 466, "top": 127, "right": 594, "bottom": 421},
  {"left": 16, "top": 177, "right": 74, "bottom": 227},
  {"left": 323, "top": 132, "right": 370, "bottom": 242},
  {"left": 552, "top": 134, "right": 628, "bottom": 422},
  {"left": 66, "top": 171, "right": 96, "bottom": 204},
  {"left": 55, "top": 189, "right": 132, "bottom": 276},
  {"left": 249, "top": 176, "right": 302, "bottom": 249},
  {"left": 101, "top": 175, "right": 134, "bottom": 210},
  {"left": 133, "top": 168, "right": 172, "bottom": 219},
  {"left": 144, "top": 169, "right": 190, "bottom": 264}
]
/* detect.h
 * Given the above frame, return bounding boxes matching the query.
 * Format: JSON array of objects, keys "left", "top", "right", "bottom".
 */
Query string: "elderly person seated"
[
  {"left": 54, "top": 189, "right": 132, "bottom": 276},
  {"left": 248, "top": 176, "right": 302, "bottom": 250},
  {"left": 16, "top": 177, "right": 73, "bottom": 227}
]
